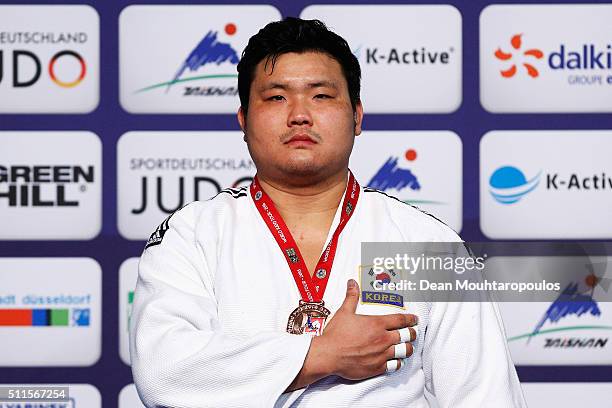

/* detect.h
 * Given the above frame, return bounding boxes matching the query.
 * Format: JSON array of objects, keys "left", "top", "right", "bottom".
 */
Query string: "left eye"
[{"left": 315, "top": 94, "right": 331, "bottom": 99}]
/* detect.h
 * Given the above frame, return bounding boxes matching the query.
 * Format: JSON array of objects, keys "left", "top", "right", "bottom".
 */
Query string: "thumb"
[{"left": 340, "top": 279, "right": 360, "bottom": 313}]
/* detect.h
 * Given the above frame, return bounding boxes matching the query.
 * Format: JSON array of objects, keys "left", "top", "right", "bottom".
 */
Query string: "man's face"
[{"left": 238, "top": 51, "right": 362, "bottom": 185}]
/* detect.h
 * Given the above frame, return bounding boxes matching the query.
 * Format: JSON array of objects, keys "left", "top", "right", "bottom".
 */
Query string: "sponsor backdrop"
[{"left": 1, "top": 0, "right": 611, "bottom": 406}]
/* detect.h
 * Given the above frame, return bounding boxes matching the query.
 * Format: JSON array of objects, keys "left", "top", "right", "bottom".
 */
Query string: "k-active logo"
[
  {"left": 489, "top": 166, "right": 540, "bottom": 204},
  {"left": 0, "top": 164, "right": 95, "bottom": 207},
  {"left": 367, "top": 149, "right": 444, "bottom": 205},
  {"left": 135, "top": 23, "right": 240, "bottom": 96},
  {"left": 508, "top": 273, "right": 612, "bottom": 349},
  {"left": 489, "top": 165, "right": 612, "bottom": 205},
  {"left": 494, "top": 33, "right": 612, "bottom": 86},
  {"left": 354, "top": 45, "right": 455, "bottom": 66},
  {"left": 0, "top": 32, "right": 89, "bottom": 89}
]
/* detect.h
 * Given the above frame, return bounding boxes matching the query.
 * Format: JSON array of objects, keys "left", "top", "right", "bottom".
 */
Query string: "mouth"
[{"left": 284, "top": 133, "right": 318, "bottom": 146}]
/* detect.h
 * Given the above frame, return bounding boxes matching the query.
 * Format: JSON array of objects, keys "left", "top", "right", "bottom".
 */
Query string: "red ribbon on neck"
[{"left": 250, "top": 172, "right": 360, "bottom": 302}]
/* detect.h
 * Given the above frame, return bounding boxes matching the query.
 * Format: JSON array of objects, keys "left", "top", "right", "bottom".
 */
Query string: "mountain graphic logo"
[
  {"left": 367, "top": 149, "right": 445, "bottom": 206},
  {"left": 136, "top": 23, "right": 240, "bottom": 94},
  {"left": 489, "top": 166, "right": 540, "bottom": 204},
  {"left": 508, "top": 271, "right": 612, "bottom": 345},
  {"left": 367, "top": 149, "right": 420, "bottom": 192},
  {"left": 529, "top": 282, "right": 601, "bottom": 342},
  {"left": 494, "top": 34, "right": 544, "bottom": 78}
]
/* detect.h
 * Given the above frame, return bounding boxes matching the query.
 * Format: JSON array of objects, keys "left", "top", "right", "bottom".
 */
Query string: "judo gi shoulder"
[
  {"left": 140, "top": 187, "right": 249, "bottom": 283},
  {"left": 130, "top": 192, "right": 312, "bottom": 408},
  {"left": 361, "top": 187, "right": 461, "bottom": 242}
]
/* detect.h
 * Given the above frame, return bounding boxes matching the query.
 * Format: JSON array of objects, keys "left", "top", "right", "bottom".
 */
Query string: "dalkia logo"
[
  {"left": 0, "top": 164, "right": 95, "bottom": 207},
  {"left": 494, "top": 34, "right": 543, "bottom": 78},
  {"left": 367, "top": 149, "right": 443, "bottom": 205},
  {"left": 135, "top": 23, "right": 240, "bottom": 96},
  {"left": 489, "top": 166, "right": 541, "bottom": 204},
  {"left": 508, "top": 273, "right": 612, "bottom": 349},
  {"left": 494, "top": 33, "right": 612, "bottom": 85},
  {"left": 490, "top": 165, "right": 612, "bottom": 205}
]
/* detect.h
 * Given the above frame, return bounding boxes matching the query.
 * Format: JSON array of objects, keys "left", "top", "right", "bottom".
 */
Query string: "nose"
[{"left": 287, "top": 98, "right": 312, "bottom": 127}]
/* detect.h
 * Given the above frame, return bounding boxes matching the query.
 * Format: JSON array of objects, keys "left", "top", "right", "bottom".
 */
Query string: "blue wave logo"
[
  {"left": 367, "top": 156, "right": 420, "bottom": 192},
  {"left": 489, "top": 166, "right": 540, "bottom": 204}
]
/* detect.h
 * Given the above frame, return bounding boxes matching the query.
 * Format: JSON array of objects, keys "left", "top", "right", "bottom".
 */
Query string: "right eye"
[{"left": 267, "top": 95, "right": 285, "bottom": 101}]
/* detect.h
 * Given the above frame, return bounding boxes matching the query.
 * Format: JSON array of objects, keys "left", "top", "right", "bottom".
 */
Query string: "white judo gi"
[{"left": 130, "top": 183, "right": 527, "bottom": 408}]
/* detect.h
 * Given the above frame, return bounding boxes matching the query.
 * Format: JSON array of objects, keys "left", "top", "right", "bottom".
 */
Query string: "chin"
[
  {"left": 275, "top": 160, "right": 325, "bottom": 182},
  {"left": 282, "top": 161, "right": 321, "bottom": 176}
]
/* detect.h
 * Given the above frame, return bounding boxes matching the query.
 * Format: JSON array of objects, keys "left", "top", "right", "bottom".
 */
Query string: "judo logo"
[{"left": 368, "top": 149, "right": 420, "bottom": 192}]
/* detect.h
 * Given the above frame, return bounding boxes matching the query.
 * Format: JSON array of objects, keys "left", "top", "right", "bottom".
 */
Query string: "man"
[{"left": 130, "top": 18, "right": 526, "bottom": 407}]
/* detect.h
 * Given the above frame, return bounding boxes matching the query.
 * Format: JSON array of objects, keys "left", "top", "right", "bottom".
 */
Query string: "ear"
[
  {"left": 237, "top": 106, "right": 247, "bottom": 134},
  {"left": 353, "top": 100, "right": 363, "bottom": 136}
]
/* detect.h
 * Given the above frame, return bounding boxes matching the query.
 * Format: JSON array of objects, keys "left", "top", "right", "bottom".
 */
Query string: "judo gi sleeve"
[
  {"left": 129, "top": 205, "right": 312, "bottom": 408},
  {"left": 421, "top": 300, "right": 528, "bottom": 407}
]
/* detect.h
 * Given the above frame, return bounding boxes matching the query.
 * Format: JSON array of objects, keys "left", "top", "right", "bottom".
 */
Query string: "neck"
[{"left": 257, "top": 170, "right": 349, "bottom": 220}]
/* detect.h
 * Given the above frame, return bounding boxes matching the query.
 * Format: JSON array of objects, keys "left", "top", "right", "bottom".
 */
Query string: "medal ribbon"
[{"left": 250, "top": 172, "right": 360, "bottom": 303}]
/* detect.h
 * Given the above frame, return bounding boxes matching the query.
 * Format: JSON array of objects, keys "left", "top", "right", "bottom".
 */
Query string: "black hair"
[{"left": 237, "top": 17, "right": 361, "bottom": 113}]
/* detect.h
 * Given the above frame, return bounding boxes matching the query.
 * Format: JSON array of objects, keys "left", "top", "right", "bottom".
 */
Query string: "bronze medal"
[{"left": 286, "top": 300, "right": 330, "bottom": 336}]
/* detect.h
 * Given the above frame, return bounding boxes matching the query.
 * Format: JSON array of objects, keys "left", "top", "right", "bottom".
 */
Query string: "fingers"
[
  {"left": 375, "top": 335, "right": 416, "bottom": 377},
  {"left": 339, "top": 279, "right": 360, "bottom": 314},
  {"left": 381, "top": 359, "right": 402, "bottom": 375},
  {"left": 395, "top": 327, "right": 418, "bottom": 344},
  {"left": 385, "top": 341, "right": 414, "bottom": 360},
  {"left": 375, "top": 313, "right": 418, "bottom": 330},
  {"left": 393, "top": 343, "right": 407, "bottom": 359}
]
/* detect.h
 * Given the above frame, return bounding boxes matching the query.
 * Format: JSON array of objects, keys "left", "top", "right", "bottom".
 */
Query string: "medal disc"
[{"left": 286, "top": 300, "right": 330, "bottom": 336}]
